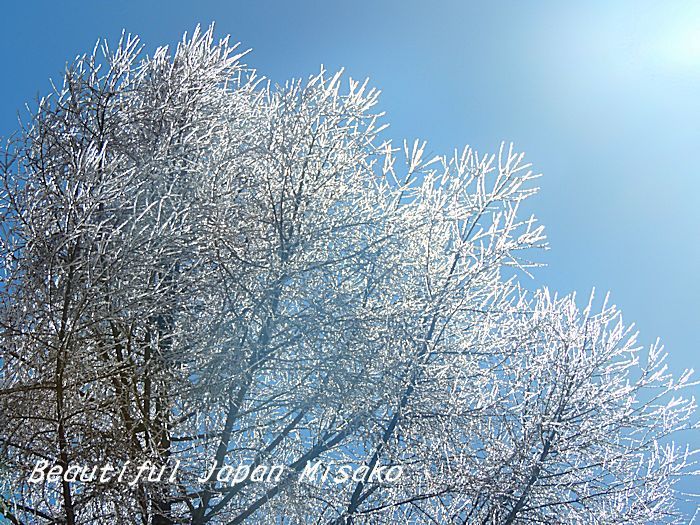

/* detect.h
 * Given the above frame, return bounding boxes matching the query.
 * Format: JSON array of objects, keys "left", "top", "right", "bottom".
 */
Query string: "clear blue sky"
[{"left": 1, "top": 0, "right": 698, "bottom": 500}]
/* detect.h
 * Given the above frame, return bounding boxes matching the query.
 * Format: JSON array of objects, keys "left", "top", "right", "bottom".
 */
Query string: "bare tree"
[{"left": 0, "top": 25, "right": 696, "bottom": 525}]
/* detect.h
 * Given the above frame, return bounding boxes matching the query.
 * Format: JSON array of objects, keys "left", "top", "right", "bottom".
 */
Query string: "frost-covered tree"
[{"left": 0, "top": 25, "right": 696, "bottom": 525}]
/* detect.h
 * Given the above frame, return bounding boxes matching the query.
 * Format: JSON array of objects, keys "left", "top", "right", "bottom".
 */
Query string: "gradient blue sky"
[{"left": 1, "top": 0, "right": 699, "bottom": 498}]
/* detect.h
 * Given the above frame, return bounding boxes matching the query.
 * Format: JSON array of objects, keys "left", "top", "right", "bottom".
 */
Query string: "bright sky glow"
[{"left": 656, "top": 24, "right": 700, "bottom": 68}]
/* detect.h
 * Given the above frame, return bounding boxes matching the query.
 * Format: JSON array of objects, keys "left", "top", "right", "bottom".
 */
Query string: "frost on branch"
[{"left": 0, "top": 25, "right": 696, "bottom": 524}]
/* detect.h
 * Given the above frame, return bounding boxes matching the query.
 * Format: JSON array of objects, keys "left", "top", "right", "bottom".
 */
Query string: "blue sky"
[{"left": 1, "top": 0, "right": 699, "bottom": 500}]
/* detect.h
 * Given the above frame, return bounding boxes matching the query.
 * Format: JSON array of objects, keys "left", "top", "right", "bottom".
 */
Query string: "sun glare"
[{"left": 655, "top": 23, "right": 700, "bottom": 69}]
